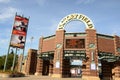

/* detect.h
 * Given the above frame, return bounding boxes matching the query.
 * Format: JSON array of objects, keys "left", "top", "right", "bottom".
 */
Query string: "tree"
[
  {"left": 0, "top": 56, "right": 4, "bottom": 69},
  {"left": 6, "top": 53, "right": 14, "bottom": 70},
  {"left": 0, "top": 53, "right": 18, "bottom": 70}
]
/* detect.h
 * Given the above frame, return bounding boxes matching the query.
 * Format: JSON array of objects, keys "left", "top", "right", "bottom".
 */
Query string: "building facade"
[{"left": 26, "top": 13, "right": 120, "bottom": 80}]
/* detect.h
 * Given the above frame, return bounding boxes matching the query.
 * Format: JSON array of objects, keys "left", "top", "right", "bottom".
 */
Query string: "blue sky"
[{"left": 0, "top": 0, "right": 120, "bottom": 56}]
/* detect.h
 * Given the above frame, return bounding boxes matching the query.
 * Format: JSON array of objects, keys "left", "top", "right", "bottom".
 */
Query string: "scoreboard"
[{"left": 66, "top": 39, "right": 85, "bottom": 48}]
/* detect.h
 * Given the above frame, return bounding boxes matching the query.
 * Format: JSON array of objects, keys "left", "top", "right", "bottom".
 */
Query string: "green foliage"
[
  {"left": 6, "top": 53, "right": 14, "bottom": 70},
  {"left": 0, "top": 56, "right": 5, "bottom": 69},
  {"left": 0, "top": 53, "right": 18, "bottom": 70}
]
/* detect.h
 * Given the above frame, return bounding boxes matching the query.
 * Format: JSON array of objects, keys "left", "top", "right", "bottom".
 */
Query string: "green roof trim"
[
  {"left": 97, "top": 33, "right": 114, "bottom": 40},
  {"left": 43, "top": 35, "right": 55, "bottom": 40}
]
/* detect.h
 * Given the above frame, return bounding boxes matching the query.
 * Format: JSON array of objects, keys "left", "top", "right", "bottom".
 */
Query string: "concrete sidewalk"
[{"left": 0, "top": 75, "right": 84, "bottom": 80}]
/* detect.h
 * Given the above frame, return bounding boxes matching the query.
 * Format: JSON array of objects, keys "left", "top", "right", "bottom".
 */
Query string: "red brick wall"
[
  {"left": 97, "top": 37, "right": 115, "bottom": 53},
  {"left": 114, "top": 36, "right": 120, "bottom": 48},
  {"left": 42, "top": 37, "right": 55, "bottom": 52},
  {"left": 114, "top": 35, "right": 120, "bottom": 55}
]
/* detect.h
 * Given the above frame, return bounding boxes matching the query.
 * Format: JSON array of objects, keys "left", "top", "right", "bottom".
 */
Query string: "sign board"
[
  {"left": 10, "top": 15, "right": 29, "bottom": 49},
  {"left": 71, "top": 60, "right": 82, "bottom": 66},
  {"left": 57, "top": 13, "right": 94, "bottom": 30},
  {"left": 90, "top": 63, "right": 96, "bottom": 70},
  {"left": 55, "top": 61, "right": 60, "bottom": 68}
]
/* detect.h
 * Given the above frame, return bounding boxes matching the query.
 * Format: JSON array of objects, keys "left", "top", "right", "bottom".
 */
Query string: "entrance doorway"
[
  {"left": 42, "top": 60, "right": 50, "bottom": 75},
  {"left": 70, "top": 66, "right": 82, "bottom": 77},
  {"left": 101, "top": 61, "right": 114, "bottom": 80},
  {"left": 98, "top": 60, "right": 115, "bottom": 80},
  {"left": 70, "top": 59, "right": 82, "bottom": 77}
]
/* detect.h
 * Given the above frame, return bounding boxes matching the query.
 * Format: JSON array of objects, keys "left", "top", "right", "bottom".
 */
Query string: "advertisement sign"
[
  {"left": 10, "top": 15, "right": 29, "bottom": 48},
  {"left": 71, "top": 60, "right": 82, "bottom": 66},
  {"left": 55, "top": 61, "right": 60, "bottom": 68},
  {"left": 91, "top": 63, "right": 96, "bottom": 70}
]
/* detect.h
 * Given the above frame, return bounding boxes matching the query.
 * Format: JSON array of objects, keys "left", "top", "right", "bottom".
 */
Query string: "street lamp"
[{"left": 30, "top": 36, "right": 34, "bottom": 49}]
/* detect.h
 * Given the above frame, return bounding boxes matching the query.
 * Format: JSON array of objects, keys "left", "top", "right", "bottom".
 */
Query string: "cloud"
[
  {"left": 0, "top": 7, "right": 19, "bottom": 21},
  {"left": 75, "top": 0, "right": 95, "bottom": 4},
  {"left": 0, "top": 0, "right": 10, "bottom": 3},
  {"left": 36, "top": 0, "right": 46, "bottom": 6},
  {"left": 0, "top": 39, "right": 9, "bottom": 45}
]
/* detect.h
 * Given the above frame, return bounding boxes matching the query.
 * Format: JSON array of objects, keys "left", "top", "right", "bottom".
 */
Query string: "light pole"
[
  {"left": 3, "top": 47, "right": 11, "bottom": 72},
  {"left": 11, "top": 48, "right": 19, "bottom": 71},
  {"left": 30, "top": 37, "right": 34, "bottom": 49}
]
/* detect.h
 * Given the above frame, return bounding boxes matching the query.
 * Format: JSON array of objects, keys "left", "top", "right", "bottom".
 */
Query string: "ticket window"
[{"left": 70, "top": 67, "right": 82, "bottom": 77}]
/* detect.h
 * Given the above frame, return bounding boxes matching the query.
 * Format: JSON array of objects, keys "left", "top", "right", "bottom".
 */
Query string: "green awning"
[
  {"left": 38, "top": 51, "right": 54, "bottom": 60},
  {"left": 64, "top": 50, "right": 86, "bottom": 60},
  {"left": 98, "top": 52, "right": 120, "bottom": 62}
]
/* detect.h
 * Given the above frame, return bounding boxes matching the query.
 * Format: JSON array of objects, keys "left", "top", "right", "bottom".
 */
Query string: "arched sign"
[{"left": 57, "top": 13, "right": 94, "bottom": 30}]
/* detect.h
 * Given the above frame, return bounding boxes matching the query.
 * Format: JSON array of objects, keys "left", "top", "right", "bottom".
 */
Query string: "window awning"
[
  {"left": 64, "top": 50, "right": 86, "bottom": 60},
  {"left": 98, "top": 52, "right": 120, "bottom": 62},
  {"left": 38, "top": 51, "right": 54, "bottom": 60}
]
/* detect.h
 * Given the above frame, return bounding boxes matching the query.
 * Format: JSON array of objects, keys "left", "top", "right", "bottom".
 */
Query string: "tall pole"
[
  {"left": 11, "top": 48, "right": 17, "bottom": 71},
  {"left": 3, "top": 13, "right": 17, "bottom": 72},
  {"left": 3, "top": 46, "right": 10, "bottom": 71},
  {"left": 30, "top": 36, "right": 34, "bottom": 49},
  {"left": 19, "top": 49, "right": 24, "bottom": 72},
  {"left": 20, "top": 16, "right": 30, "bottom": 72}
]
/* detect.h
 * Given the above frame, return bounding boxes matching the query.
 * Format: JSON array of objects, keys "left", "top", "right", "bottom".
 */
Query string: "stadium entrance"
[
  {"left": 32, "top": 13, "right": 120, "bottom": 80},
  {"left": 64, "top": 50, "right": 86, "bottom": 77}
]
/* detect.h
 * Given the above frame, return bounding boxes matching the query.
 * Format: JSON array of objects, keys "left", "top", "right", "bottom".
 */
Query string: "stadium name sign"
[{"left": 57, "top": 13, "right": 94, "bottom": 30}]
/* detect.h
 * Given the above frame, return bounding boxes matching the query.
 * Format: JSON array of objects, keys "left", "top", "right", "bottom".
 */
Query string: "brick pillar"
[
  {"left": 35, "top": 37, "right": 43, "bottom": 76},
  {"left": 52, "top": 30, "right": 65, "bottom": 78},
  {"left": 25, "top": 49, "right": 37, "bottom": 75},
  {"left": 35, "top": 58, "right": 43, "bottom": 75},
  {"left": 114, "top": 62, "right": 120, "bottom": 80},
  {"left": 82, "top": 29, "right": 99, "bottom": 80},
  {"left": 114, "top": 35, "right": 120, "bottom": 80},
  {"left": 49, "top": 60, "right": 53, "bottom": 76}
]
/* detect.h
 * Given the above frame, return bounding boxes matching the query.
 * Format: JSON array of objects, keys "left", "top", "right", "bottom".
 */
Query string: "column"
[
  {"left": 52, "top": 30, "right": 65, "bottom": 78},
  {"left": 114, "top": 62, "right": 120, "bottom": 80},
  {"left": 35, "top": 37, "right": 43, "bottom": 76},
  {"left": 82, "top": 29, "right": 99, "bottom": 80},
  {"left": 49, "top": 60, "right": 53, "bottom": 76}
]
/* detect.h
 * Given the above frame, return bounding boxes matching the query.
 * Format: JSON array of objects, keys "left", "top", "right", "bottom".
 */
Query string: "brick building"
[
  {"left": 26, "top": 14, "right": 120, "bottom": 80},
  {"left": 25, "top": 49, "right": 37, "bottom": 75}
]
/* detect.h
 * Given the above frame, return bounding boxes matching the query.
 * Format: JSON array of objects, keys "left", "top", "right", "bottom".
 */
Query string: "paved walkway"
[{"left": 0, "top": 75, "right": 84, "bottom": 80}]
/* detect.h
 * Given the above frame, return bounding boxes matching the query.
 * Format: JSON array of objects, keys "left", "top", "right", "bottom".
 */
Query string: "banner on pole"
[{"left": 10, "top": 15, "right": 29, "bottom": 49}]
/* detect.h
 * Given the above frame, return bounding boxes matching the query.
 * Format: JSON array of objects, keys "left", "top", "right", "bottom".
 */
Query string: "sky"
[{"left": 0, "top": 0, "right": 120, "bottom": 56}]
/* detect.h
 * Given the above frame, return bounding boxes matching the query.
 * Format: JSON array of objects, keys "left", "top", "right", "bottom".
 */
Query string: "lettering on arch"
[{"left": 57, "top": 13, "right": 95, "bottom": 30}]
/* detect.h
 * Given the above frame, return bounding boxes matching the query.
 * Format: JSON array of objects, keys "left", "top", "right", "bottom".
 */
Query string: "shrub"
[
  {"left": 10, "top": 72, "right": 25, "bottom": 77},
  {"left": 0, "top": 70, "right": 25, "bottom": 77}
]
